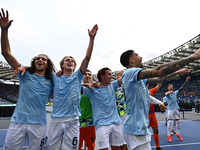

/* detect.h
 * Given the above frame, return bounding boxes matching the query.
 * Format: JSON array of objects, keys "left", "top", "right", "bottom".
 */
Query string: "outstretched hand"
[
  {"left": 0, "top": 8, "right": 13, "bottom": 29},
  {"left": 176, "top": 68, "right": 190, "bottom": 74},
  {"left": 159, "top": 104, "right": 167, "bottom": 111},
  {"left": 82, "top": 83, "right": 92, "bottom": 91},
  {"left": 88, "top": 24, "right": 98, "bottom": 38},
  {"left": 13, "top": 66, "right": 27, "bottom": 77}
]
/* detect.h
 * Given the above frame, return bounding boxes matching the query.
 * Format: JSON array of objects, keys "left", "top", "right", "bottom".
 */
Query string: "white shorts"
[
  {"left": 120, "top": 115, "right": 127, "bottom": 145},
  {"left": 124, "top": 132, "right": 151, "bottom": 150},
  {"left": 168, "top": 109, "right": 180, "bottom": 120},
  {"left": 4, "top": 123, "right": 46, "bottom": 150},
  {"left": 47, "top": 119, "right": 79, "bottom": 150},
  {"left": 96, "top": 124, "right": 123, "bottom": 149}
]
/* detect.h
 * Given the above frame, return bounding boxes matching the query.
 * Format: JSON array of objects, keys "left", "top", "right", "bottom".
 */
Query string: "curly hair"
[{"left": 27, "top": 54, "right": 55, "bottom": 79}]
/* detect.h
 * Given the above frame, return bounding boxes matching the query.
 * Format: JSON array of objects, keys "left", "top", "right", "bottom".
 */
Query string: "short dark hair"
[
  {"left": 97, "top": 67, "right": 111, "bottom": 82},
  {"left": 86, "top": 69, "right": 92, "bottom": 74},
  {"left": 120, "top": 50, "right": 134, "bottom": 67},
  {"left": 166, "top": 84, "right": 173, "bottom": 89},
  {"left": 27, "top": 54, "right": 55, "bottom": 79}
]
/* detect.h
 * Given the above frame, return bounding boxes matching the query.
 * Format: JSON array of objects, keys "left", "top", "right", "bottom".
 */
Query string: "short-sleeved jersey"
[
  {"left": 122, "top": 68, "right": 150, "bottom": 135},
  {"left": 83, "top": 80, "right": 122, "bottom": 129},
  {"left": 115, "top": 86, "right": 126, "bottom": 116},
  {"left": 148, "top": 87, "right": 157, "bottom": 114},
  {"left": 11, "top": 71, "right": 53, "bottom": 125},
  {"left": 163, "top": 90, "right": 179, "bottom": 110},
  {"left": 51, "top": 69, "right": 84, "bottom": 118}
]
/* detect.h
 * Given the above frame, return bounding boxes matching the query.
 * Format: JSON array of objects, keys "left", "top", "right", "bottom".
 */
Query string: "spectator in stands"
[
  {"left": 163, "top": 76, "right": 190, "bottom": 143},
  {"left": 120, "top": 49, "right": 200, "bottom": 150},
  {"left": 195, "top": 95, "right": 200, "bottom": 114},
  {"left": 0, "top": 8, "right": 55, "bottom": 150}
]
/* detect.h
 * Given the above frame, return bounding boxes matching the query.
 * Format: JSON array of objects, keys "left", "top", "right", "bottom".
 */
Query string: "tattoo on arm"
[
  {"left": 147, "top": 71, "right": 178, "bottom": 84},
  {"left": 161, "top": 57, "right": 194, "bottom": 75},
  {"left": 139, "top": 56, "right": 194, "bottom": 80}
]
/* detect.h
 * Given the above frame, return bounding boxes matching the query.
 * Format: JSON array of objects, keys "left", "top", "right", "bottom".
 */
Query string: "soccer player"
[
  {"left": 47, "top": 24, "right": 98, "bottom": 150},
  {"left": 147, "top": 83, "right": 162, "bottom": 150},
  {"left": 83, "top": 67, "right": 123, "bottom": 150},
  {"left": 163, "top": 76, "right": 190, "bottom": 143},
  {"left": 79, "top": 70, "right": 96, "bottom": 150},
  {"left": 120, "top": 49, "right": 200, "bottom": 150},
  {"left": 0, "top": 8, "right": 55, "bottom": 149}
]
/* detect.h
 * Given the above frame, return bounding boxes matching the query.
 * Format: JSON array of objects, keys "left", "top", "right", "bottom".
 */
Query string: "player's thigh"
[
  {"left": 47, "top": 122, "right": 63, "bottom": 150},
  {"left": 110, "top": 124, "right": 123, "bottom": 147},
  {"left": 27, "top": 124, "right": 46, "bottom": 150},
  {"left": 149, "top": 113, "right": 158, "bottom": 128},
  {"left": 79, "top": 127, "right": 85, "bottom": 149},
  {"left": 62, "top": 119, "right": 80, "bottom": 150},
  {"left": 84, "top": 126, "right": 96, "bottom": 149},
  {"left": 174, "top": 110, "right": 180, "bottom": 119},
  {"left": 4, "top": 123, "right": 27, "bottom": 150},
  {"left": 168, "top": 110, "right": 175, "bottom": 119},
  {"left": 96, "top": 125, "right": 112, "bottom": 149}
]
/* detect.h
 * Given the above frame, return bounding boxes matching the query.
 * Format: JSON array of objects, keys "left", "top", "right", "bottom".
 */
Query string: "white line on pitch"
[{"left": 151, "top": 142, "right": 200, "bottom": 148}]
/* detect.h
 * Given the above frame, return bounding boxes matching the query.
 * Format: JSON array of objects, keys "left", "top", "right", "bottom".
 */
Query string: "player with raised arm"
[
  {"left": 163, "top": 76, "right": 190, "bottom": 143},
  {"left": 120, "top": 49, "right": 200, "bottom": 150},
  {"left": 0, "top": 8, "right": 55, "bottom": 150},
  {"left": 47, "top": 24, "right": 98, "bottom": 150}
]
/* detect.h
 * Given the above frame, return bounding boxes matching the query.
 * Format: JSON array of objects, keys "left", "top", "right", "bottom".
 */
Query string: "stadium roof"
[
  {"left": 1, "top": 34, "right": 200, "bottom": 83},
  {"left": 0, "top": 61, "right": 18, "bottom": 83}
]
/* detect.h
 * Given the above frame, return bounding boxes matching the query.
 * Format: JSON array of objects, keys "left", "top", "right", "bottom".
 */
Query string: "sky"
[{"left": 1, "top": 0, "right": 200, "bottom": 74}]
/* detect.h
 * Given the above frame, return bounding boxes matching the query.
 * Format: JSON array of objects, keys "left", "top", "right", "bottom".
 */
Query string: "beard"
[{"left": 35, "top": 68, "right": 45, "bottom": 72}]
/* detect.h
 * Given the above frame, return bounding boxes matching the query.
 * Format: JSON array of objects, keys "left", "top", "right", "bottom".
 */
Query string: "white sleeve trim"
[{"left": 150, "top": 95, "right": 162, "bottom": 105}]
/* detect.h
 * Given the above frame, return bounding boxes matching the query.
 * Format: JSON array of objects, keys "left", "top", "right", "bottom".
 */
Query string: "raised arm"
[
  {"left": 155, "top": 83, "right": 162, "bottom": 91},
  {"left": 0, "top": 8, "right": 20, "bottom": 69},
  {"left": 178, "top": 76, "right": 190, "bottom": 93},
  {"left": 147, "top": 68, "right": 190, "bottom": 84},
  {"left": 138, "top": 49, "right": 200, "bottom": 80},
  {"left": 80, "top": 24, "right": 98, "bottom": 74}
]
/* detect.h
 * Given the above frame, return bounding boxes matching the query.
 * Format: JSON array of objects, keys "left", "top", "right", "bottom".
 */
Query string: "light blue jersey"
[
  {"left": 51, "top": 69, "right": 84, "bottom": 118},
  {"left": 122, "top": 68, "right": 150, "bottom": 135},
  {"left": 11, "top": 71, "right": 53, "bottom": 125},
  {"left": 164, "top": 90, "right": 179, "bottom": 110},
  {"left": 83, "top": 80, "right": 122, "bottom": 129}
]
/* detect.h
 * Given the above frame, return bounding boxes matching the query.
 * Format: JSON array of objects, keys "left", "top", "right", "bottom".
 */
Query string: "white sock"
[
  {"left": 176, "top": 120, "right": 180, "bottom": 135},
  {"left": 167, "top": 120, "right": 173, "bottom": 135}
]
